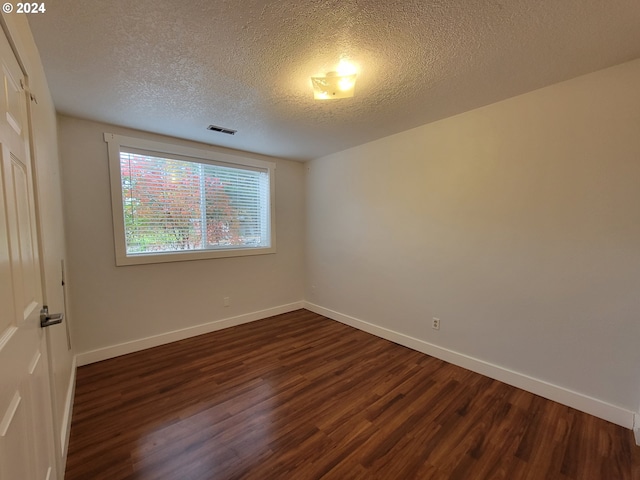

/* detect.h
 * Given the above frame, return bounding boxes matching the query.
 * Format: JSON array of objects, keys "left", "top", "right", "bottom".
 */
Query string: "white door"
[{"left": 0, "top": 28, "right": 57, "bottom": 480}]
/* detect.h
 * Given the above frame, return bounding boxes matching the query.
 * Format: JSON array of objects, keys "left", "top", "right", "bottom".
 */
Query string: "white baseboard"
[
  {"left": 72, "top": 300, "right": 635, "bottom": 430},
  {"left": 304, "top": 302, "right": 635, "bottom": 429},
  {"left": 76, "top": 302, "right": 305, "bottom": 366},
  {"left": 59, "top": 355, "right": 76, "bottom": 475}
]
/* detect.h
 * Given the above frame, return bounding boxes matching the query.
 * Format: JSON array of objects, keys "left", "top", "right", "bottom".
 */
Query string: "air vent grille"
[{"left": 207, "top": 125, "right": 237, "bottom": 135}]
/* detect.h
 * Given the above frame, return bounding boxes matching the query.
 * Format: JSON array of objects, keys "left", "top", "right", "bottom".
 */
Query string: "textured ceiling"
[{"left": 28, "top": 0, "right": 640, "bottom": 161}]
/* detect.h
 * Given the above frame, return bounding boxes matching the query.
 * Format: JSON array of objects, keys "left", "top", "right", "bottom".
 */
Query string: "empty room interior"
[{"left": 1, "top": 1, "right": 640, "bottom": 479}]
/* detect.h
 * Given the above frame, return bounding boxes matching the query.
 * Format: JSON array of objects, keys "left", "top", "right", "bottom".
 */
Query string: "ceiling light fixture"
[{"left": 311, "top": 60, "right": 358, "bottom": 100}]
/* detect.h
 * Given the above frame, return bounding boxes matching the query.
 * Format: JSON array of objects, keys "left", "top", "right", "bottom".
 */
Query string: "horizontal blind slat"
[{"left": 120, "top": 151, "right": 270, "bottom": 254}]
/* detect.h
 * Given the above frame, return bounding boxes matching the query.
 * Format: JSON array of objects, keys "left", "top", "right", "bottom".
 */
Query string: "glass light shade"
[{"left": 311, "top": 72, "right": 357, "bottom": 100}]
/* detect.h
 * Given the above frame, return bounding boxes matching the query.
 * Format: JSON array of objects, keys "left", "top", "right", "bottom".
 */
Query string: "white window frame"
[{"left": 105, "top": 133, "right": 276, "bottom": 266}]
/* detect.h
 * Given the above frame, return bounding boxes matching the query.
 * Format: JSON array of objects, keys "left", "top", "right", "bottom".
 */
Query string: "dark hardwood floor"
[{"left": 65, "top": 309, "right": 639, "bottom": 479}]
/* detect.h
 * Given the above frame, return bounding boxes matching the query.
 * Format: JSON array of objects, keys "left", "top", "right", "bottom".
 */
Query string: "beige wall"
[
  {"left": 58, "top": 116, "right": 305, "bottom": 355},
  {"left": 306, "top": 59, "right": 640, "bottom": 413}
]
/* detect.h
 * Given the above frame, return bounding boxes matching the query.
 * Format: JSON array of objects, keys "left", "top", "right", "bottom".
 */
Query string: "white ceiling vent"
[{"left": 207, "top": 124, "right": 237, "bottom": 135}]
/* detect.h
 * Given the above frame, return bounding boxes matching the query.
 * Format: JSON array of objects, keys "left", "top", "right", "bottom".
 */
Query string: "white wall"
[
  {"left": 2, "top": 13, "right": 74, "bottom": 473},
  {"left": 306, "top": 60, "right": 640, "bottom": 418},
  {"left": 58, "top": 116, "right": 305, "bottom": 357}
]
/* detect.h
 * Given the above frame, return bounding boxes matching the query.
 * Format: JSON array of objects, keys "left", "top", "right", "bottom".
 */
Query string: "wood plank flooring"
[{"left": 65, "top": 309, "right": 639, "bottom": 479}]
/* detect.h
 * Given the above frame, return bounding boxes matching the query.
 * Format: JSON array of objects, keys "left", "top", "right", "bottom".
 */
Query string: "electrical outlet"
[
  {"left": 223, "top": 296, "right": 230, "bottom": 307},
  {"left": 432, "top": 317, "right": 440, "bottom": 330}
]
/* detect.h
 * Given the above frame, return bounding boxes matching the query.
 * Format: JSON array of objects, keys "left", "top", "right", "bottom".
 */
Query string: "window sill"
[{"left": 115, "top": 245, "right": 276, "bottom": 266}]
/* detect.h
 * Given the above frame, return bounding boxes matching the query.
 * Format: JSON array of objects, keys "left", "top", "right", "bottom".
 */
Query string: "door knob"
[{"left": 40, "top": 305, "right": 63, "bottom": 328}]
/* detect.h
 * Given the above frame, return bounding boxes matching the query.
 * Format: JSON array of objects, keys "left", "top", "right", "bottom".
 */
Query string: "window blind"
[{"left": 120, "top": 150, "right": 270, "bottom": 255}]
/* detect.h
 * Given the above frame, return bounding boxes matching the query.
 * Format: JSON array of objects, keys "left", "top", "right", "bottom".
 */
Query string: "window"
[{"left": 106, "top": 133, "right": 276, "bottom": 265}]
